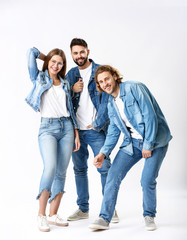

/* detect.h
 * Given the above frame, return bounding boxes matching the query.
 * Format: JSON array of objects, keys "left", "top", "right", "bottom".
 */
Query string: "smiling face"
[
  {"left": 97, "top": 71, "right": 120, "bottom": 98},
  {"left": 71, "top": 45, "right": 90, "bottom": 68},
  {"left": 48, "top": 55, "right": 63, "bottom": 77}
]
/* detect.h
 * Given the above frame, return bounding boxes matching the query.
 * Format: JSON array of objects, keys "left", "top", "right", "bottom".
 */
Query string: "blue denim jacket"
[
  {"left": 25, "top": 47, "right": 79, "bottom": 129},
  {"left": 65, "top": 60, "right": 109, "bottom": 132},
  {"left": 100, "top": 81, "right": 172, "bottom": 157}
]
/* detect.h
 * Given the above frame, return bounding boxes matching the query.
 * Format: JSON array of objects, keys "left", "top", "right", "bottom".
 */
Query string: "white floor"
[{"left": 1, "top": 189, "right": 187, "bottom": 240}]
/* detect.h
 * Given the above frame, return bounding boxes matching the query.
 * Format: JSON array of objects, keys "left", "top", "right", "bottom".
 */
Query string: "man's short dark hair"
[{"left": 70, "top": 38, "right": 88, "bottom": 49}]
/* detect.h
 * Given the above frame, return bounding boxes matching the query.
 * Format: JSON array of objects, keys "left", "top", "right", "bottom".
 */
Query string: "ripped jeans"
[{"left": 37, "top": 117, "right": 74, "bottom": 203}]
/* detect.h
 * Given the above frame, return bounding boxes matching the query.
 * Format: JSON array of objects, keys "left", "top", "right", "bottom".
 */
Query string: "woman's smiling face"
[{"left": 48, "top": 55, "right": 63, "bottom": 76}]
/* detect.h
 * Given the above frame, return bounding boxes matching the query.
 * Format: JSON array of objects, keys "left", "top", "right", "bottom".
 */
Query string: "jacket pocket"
[{"left": 127, "top": 99, "right": 140, "bottom": 114}]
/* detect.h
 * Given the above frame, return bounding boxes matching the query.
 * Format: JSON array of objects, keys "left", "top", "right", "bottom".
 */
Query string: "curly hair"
[{"left": 95, "top": 65, "right": 123, "bottom": 92}]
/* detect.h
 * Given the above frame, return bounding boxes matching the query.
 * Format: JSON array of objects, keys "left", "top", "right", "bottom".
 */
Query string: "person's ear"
[{"left": 114, "top": 74, "right": 117, "bottom": 81}]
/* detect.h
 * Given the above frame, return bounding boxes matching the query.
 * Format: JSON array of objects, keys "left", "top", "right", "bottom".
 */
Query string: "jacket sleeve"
[
  {"left": 64, "top": 79, "right": 79, "bottom": 129},
  {"left": 65, "top": 71, "right": 78, "bottom": 99},
  {"left": 27, "top": 47, "right": 40, "bottom": 82},
  {"left": 99, "top": 105, "right": 121, "bottom": 158},
  {"left": 132, "top": 83, "right": 158, "bottom": 150},
  {"left": 92, "top": 92, "right": 110, "bottom": 132}
]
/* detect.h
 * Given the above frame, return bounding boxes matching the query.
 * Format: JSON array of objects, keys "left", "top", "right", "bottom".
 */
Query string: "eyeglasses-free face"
[{"left": 71, "top": 45, "right": 89, "bottom": 67}]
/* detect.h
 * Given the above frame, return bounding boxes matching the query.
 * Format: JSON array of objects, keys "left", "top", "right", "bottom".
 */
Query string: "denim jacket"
[
  {"left": 25, "top": 47, "right": 79, "bottom": 129},
  {"left": 65, "top": 60, "right": 109, "bottom": 132},
  {"left": 100, "top": 81, "right": 172, "bottom": 157}
]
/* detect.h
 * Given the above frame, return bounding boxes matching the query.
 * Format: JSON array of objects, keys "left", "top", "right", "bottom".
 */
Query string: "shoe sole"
[
  {"left": 38, "top": 227, "right": 50, "bottom": 232},
  {"left": 67, "top": 216, "right": 89, "bottom": 221},
  {"left": 89, "top": 224, "right": 109, "bottom": 230},
  {"left": 111, "top": 219, "right": 119, "bottom": 223},
  {"left": 48, "top": 221, "right": 69, "bottom": 226},
  {"left": 145, "top": 226, "right": 157, "bottom": 231}
]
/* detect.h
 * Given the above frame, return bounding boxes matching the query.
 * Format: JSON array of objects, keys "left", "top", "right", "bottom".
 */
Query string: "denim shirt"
[
  {"left": 65, "top": 59, "right": 109, "bottom": 132},
  {"left": 25, "top": 47, "right": 79, "bottom": 129},
  {"left": 100, "top": 81, "right": 172, "bottom": 157}
]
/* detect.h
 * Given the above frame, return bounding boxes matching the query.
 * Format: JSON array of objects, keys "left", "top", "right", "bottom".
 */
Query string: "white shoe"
[
  {"left": 37, "top": 215, "right": 50, "bottom": 232},
  {"left": 48, "top": 214, "right": 69, "bottom": 227},
  {"left": 144, "top": 216, "right": 157, "bottom": 231},
  {"left": 111, "top": 209, "right": 120, "bottom": 223}
]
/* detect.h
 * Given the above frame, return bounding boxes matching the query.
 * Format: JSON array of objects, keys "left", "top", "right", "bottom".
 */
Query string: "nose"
[{"left": 103, "top": 80, "right": 107, "bottom": 89}]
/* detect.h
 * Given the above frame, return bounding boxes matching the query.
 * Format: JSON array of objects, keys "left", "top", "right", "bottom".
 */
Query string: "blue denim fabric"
[
  {"left": 25, "top": 47, "right": 78, "bottom": 129},
  {"left": 65, "top": 60, "right": 109, "bottom": 132},
  {"left": 100, "top": 82, "right": 172, "bottom": 157},
  {"left": 37, "top": 117, "right": 74, "bottom": 203},
  {"left": 99, "top": 139, "right": 169, "bottom": 222},
  {"left": 72, "top": 129, "right": 111, "bottom": 212}
]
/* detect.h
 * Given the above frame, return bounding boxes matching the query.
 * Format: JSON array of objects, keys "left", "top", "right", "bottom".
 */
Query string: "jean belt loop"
[{"left": 138, "top": 139, "right": 141, "bottom": 148}]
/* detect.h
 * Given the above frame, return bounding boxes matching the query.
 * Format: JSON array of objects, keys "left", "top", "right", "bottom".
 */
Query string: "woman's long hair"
[{"left": 42, "top": 48, "right": 67, "bottom": 79}]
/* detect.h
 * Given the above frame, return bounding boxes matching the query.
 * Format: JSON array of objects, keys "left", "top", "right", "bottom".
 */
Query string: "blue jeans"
[
  {"left": 99, "top": 138, "right": 168, "bottom": 222},
  {"left": 37, "top": 117, "right": 74, "bottom": 203},
  {"left": 72, "top": 129, "right": 111, "bottom": 212}
]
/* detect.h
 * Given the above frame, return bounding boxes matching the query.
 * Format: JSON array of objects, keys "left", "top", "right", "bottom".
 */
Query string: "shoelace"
[
  {"left": 56, "top": 214, "right": 62, "bottom": 221},
  {"left": 40, "top": 216, "right": 48, "bottom": 226},
  {"left": 145, "top": 216, "right": 154, "bottom": 223}
]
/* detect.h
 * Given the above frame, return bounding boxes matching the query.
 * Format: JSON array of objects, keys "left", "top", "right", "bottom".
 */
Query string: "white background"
[{"left": 0, "top": 0, "right": 187, "bottom": 239}]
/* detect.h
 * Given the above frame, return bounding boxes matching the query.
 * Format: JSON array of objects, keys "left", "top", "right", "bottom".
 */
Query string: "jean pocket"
[{"left": 39, "top": 122, "right": 50, "bottom": 129}]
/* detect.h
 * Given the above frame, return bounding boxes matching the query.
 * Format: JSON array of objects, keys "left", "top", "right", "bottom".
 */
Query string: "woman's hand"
[
  {"left": 73, "top": 129, "right": 80, "bottom": 152},
  {"left": 39, "top": 52, "right": 46, "bottom": 61}
]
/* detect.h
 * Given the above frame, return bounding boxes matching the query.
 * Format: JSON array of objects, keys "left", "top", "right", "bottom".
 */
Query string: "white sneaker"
[
  {"left": 37, "top": 215, "right": 50, "bottom": 232},
  {"left": 48, "top": 214, "right": 69, "bottom": 227},
  {"left": 111, "top": 209, "right": 120, "bottom": 223},
  {"left": 144, "top": 216, "right": 157, "bottom": 231}
]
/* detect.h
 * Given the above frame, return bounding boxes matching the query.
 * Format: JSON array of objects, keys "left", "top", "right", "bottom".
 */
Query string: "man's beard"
[{"left": 74, "top": 57, "right": 88, "bottom": 67}]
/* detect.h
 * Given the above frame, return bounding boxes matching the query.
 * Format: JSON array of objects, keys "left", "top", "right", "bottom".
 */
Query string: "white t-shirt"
[
  {"left": 115, "top": 94, "right": 143, "bottom": 139},
  {"left": 40, "top": 84, "right": 70, "bottom": 118},
  {"left": 76, "top": 63, "right": 97, "bottom": 130}
]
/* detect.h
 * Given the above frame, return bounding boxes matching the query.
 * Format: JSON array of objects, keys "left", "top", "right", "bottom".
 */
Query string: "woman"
[{"left": 26, "top": 47, "right": 80, "bottom": 232}]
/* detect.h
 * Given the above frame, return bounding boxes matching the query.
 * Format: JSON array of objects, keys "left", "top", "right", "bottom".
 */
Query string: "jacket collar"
[
  {"left": 44, "top": 69, "right": 65, "bottom": 86},
  {"left": 108, "top": 82, "right": 126, "bottom": 102},
  {"left": 119, "top": 82, "right": 126, "bottom": 98}
]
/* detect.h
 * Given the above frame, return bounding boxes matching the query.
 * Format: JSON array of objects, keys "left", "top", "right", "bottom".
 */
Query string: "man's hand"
[
  {"left": 87, "top": 124, "right": 96, "bottom": 131},
  {"left": 142, "top": 148, "right": 152, "bottom": 158},
  {"left": 93, "top": 153, "right": 105, "bottom": 168},
  {"left": 72, "top": 78, "right": 84, "bottom": 93}
]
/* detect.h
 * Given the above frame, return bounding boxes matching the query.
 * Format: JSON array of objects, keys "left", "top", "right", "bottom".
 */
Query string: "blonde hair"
[{"left": 95, "top": 65, "right": 123, "bottom": 92}]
